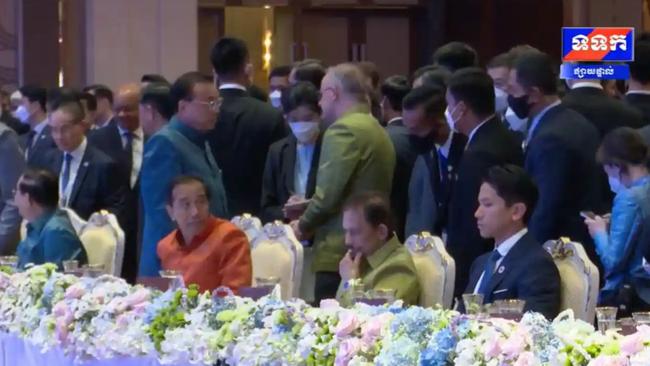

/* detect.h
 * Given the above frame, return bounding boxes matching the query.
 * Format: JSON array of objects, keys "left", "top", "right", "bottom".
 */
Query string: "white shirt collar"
[
  {"left": 219, "top": 83, "right": 247, "bottom": 91},
  {"left": 387, "top": 117, "right": 402, "bottom": 125},
  {"left": 571, "top": 82, "right": 603, "bottom": 90},
  {"left": 437, "top": 131, "right": 454, "bottom": 158},
  {"left": 626, "top": 90, "right": 650, "bottom": 96},
  {"left": 467, "top": 114, "right": 495, "bottom": 144},
  {"left": 66, "top": 137, "right": 88, "bottom": 161},
  {"left": 495, "top": 228, "right": 528, "bottom": 258},
  {"left": 34, "top": 117, "right": 49, "bottom": 135}
]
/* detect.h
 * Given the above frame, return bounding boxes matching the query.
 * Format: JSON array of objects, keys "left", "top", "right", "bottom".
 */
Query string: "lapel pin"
[
  {"left": 498, "top": 266, "right": 505, "bottom": 274},
  {"left": 83, "top": 162, "right": 89, "bottom": 167}
]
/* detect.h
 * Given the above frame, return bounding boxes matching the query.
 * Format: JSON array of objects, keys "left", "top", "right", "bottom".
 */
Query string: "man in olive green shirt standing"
[
  {"left": 290, "top": 63, "right": 396, "bottom": 303},
  {"left": 336, "top": 192, "right": 420, "bottom": 305}
]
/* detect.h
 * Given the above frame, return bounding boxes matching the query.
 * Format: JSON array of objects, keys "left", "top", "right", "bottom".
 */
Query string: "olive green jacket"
[{"left": 299, "top": 105, "right": 395, "bottom": 272}]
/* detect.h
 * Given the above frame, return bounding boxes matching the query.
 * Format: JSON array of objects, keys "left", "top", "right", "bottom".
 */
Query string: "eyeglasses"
[{"left": 191, "top": 97, "right": 222, "bottom": 111}]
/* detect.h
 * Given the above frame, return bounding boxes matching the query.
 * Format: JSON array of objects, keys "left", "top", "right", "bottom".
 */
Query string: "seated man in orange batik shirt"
[{"left": 157, "top": 175, "right": 252, "bottom": 293}]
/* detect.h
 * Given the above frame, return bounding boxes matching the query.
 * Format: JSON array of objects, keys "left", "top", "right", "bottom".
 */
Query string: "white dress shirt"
[
  {"left": 571, "top": 81, "right": 603, "bottom": 90},
  {"left": 386, "top": 117, "right": 402, "bottom": 126},
  {"left": 294, "top": 143, "right": 315, "bottom": 197},
  {"left": 626, "top": 90, "right": 650, "bottom": 96},
  {"left": 59, "top": 138, "right": 88, "bottom": 206},
  {"left": 219, "top": 83, "right": 247, "bottom": 91},
  {"left": 472, "top": 228, "right": 528, "bottom": 294},
  {"left": 117, "top": 125, "right": 144, "bottom": 188},
  {"left": 467, "top": 114, "right": 495, "bottom": 145}
]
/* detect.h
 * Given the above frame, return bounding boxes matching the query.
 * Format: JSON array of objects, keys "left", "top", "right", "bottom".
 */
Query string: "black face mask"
[{"left": 507, "top": 94, "right": 531, "bottom": 119}]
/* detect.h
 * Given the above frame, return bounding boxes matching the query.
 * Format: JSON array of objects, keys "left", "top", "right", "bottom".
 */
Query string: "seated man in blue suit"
[
  {"left": 464, "top": 164, "right": 561, "bottom": 319},
  {"left": 14, "top": 169, "right": 87, "bottom": 270},
  {"left": 139, "top": 72, "right": 228, "bottom": 277}
]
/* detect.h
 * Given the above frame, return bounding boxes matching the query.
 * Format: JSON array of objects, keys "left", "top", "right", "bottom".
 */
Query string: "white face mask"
[
  {"left": 504, "top": 106, "right": 527, "bottom": 133},
  {"left": 445, "top": 105, "right": 459, "bottom": 132},
  {"left": 494, "top": 87, "right": 508, "bottom": 114},
  {"left": 269, "top": 90, "right": 282, "bottom": 109},
  {"left": 289, "top": 121, "right": 319, "bottom": 144},
  {"left": 13, "top": 105, "right": 30, "bottom": 123},
  {"left": 608, "top": 175, "right": 625, "bottom": 194}
]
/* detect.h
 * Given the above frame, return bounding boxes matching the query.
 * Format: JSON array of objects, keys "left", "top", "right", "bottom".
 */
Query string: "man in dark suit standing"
[
  {"left": 445, "top": 68, "right": 524, "bottom": 297},
  {"left": 402, "top": 86, "right": 466, "bottom": 238},
  {"left": 209, "top": 37, "right": 287, "bottom": 217},
  {"left": 49, "top": 100, "right": 126, "bottom": 223},
  {"left": 507, "top": 51, "right": 602, "bottom": 267},
  {"left": 626, "top": 41, "right": 650, "bottom": 144},
  {"left": 18, "top": 85, "right": 59, "bottom": 173},
  {"left": 88, "top": 83, "right": 143, "bottom": 283},
  {"left": 83, "top": 84, "right": 115, "bottom": 130},
  {"left": 380, "top": 75, "right": 414, "bottom": 240},
  {"left": 464, "top": 165, "right": 561, "bottom": 319}
]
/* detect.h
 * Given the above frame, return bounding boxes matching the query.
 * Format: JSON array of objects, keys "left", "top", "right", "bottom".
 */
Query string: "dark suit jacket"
[
  {"left": 386, "top": 119, "right": 419, "bottom": 241},
  {"left": 447, "top": 117, "right": 524, "bottom": 297},
  {"left": 563, "top": 86, "right": 645, "bottom": 137},
  {"left": 87, "top": 121, "right": 141, "bottom": 282},
  {"left": 625, "top": 93, "right": 650, "bottom": 126},
  {"left": 260, "top": 134, "right": 322, "bottom": 223},
  {"left": 56, "top": 144, "right": 127, "bottom": 222},
  {"left": 525, "top": 104, "right": 602, "bottom": 267},
  {"left": 209, "top": 88, "right": 288, "bottom": 217},
  {"left": 23, "top": 125, "right": 60, "bottom": 174},
  {"left": 464, "top": 232, "right": 561, "bottom": 319},
  {"left": 0, "top": 112, "right": 29, "bottom": 135}
]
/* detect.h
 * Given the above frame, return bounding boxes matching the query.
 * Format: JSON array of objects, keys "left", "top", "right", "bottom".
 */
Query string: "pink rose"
[
  {"left": 588, "top": 355, "right": 629, "bottom": 366},
  {"left": 361, "top": 313, "right": 391, "bottom": 343},
  {"left": 335, "top": 311, "right": 359, "bottom": 338},
  {"left": 335, "top": 338, "right": 360, "bottom": 366},
  {"left": 483, "top": 337, "right": 502, "bottom": 359},
  {"left": 621, "top": 333, "right": 644, "bottom": 356},
  {"left": 514, "top": 352, "right": 539, "bottom": 366},
  {"left": 125, "top": 288, "right": 150, "bottom": 308},
  {"left": 502, "top": 331, "right": 527, "bottom": 358},
  {"left": 320, "top": 299, "right": 340, "bottom": 309},
  {"left": 52, "top": 302, "right": 73, "bottom": 324},
  {"left": 64, "top": 284, "right": 85, "bottom": 299}
]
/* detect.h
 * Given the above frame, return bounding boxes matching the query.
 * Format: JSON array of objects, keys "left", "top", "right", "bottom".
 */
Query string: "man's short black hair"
[
  {"left": 79, "top": 92, "right": 97, "bottom": 112},
  {"left": 293, "top": 59, "right": 327, "bottom": 89},
  {"left": 380, "top": 75, "right": 411, "bottom": 112},
  {"left": 343, "top": 191, "right": 395, "bottom": 234},
  {"left": 447, "top": 67, "right": 495, "bottom": 116},
  {"left": 210, "top": 37, "right": 249, "bottom": 77},
  {"left": 487, "top": 52, "right": 514, "bottom": 69},
  {"left": 433, "top": 42, "right": 479, "bottom": 72},
  {"left": 630, "top": 41, "right": 650, "bottom": 84},
  {"left": 141, "top": 74, "right": 169, "bottom": 85},
  {"left": 170, "top": 71, "right": 212, "bottom": 113},
  {"left": 482, "top": 164, "right": 539, "bottom": 224},
  {"left": 269, "top": 65, "right": 292, "bottom": 79},
  {"left": 19, "top": 169, "right": 59, "bottom": 209},
  {"left": 141, "top": 82, "right": 174, "bottom": 120},
  {"left": 167, "top": 175, "right": 211, "bottom": 205},
  {"left": 47, "top": 87, "right": 81, "bottom": 112},
  {"left": 513, "top": 51, "right": 558, "bottom": 95},
  {"left": 83, "top": 84, "right": 114, "bottom": 105},
  {"left": 402, "top": 85, "right": 446, "bottom": 120},
  {"left": 412, "top": 65, "right": 452, "bottom": 90},
  {"left": 281, "top": 81, "right": 322, "bottom": 116},
  {"left": 18, "top": 85, "right": 47, "bottom": 111}
]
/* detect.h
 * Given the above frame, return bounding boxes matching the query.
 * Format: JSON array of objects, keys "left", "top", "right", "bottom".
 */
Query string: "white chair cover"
[
  {"left": 250, "top": 221, "right": 304, "bottom": 300},
  {"left": 230, "top": 214, "right": 263, "bottom": 244},
  {"left": 79, "top": 210, "right": 125, "bottom": 276},
  {"left": 544, "top": 238, "right": 600, "bottom": 322},
  {"left": 405, "top": 231, "right": 456, "bottom": 309}
]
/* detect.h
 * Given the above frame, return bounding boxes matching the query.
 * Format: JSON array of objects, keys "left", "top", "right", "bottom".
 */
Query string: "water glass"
[
  {"left": 371, "top": 288, "right": 396, "bottom": 303},
  {"left": 62, "top": 260, "right": 79, "bottom": 273},
  {"left": 596, "top": 306, "right": 618, "bottom": 332},
  {"left": 0, "top": 256, "right": 18, "bottom": 270},
  {"left": 632, "top": 312, "right": 650, "bottom": 326},
  {"left": 617, "top": 317, "right": 637, "bottom": 335},
  {"left": 159, "top": 270, "right": 185, "bottom": 291},
  {"left": 494, "top": 299, "right": 526, "bottom": 320},
  {"left": 462, "top": 293, "right": 484, "bottom": 315},
  {"left": 255, "top": 276, "right": 281, "bottom": 288},
  {"left": 82, "top": 263, "right": 105, "bottom": 278}
]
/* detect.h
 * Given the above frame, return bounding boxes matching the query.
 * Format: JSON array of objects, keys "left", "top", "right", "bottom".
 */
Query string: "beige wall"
[{"left": 85, "top": 0, "right": 198, "bottom": 90}]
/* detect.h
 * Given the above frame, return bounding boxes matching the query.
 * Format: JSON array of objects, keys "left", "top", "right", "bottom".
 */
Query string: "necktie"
[
  {"left": 438, "top": 149, "right": 449, "bottom": 186},
  {"left": 477, "top": 250, "right": 502, "bottom": 297},
  {"left": 123, "top": 131, "right": 134, "bottom": 178},
  {"left": 60, "top": 153, "right": 73, "bottom": 205}
]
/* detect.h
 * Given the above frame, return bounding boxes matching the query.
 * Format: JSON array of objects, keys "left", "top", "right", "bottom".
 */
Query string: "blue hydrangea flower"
[
  {"left": 390, "top": 307, "right": 434, "bottom": 345},
  {"left": 420, "top": 327, "right": 457, "bottom": 366},
  {"left": 376, "top": 336, "right": 420, "bottom": 366}
]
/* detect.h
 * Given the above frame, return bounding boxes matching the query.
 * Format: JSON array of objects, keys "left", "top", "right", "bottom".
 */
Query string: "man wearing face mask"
[
  {"left": 261, "top": 82, "right": 323, "bottom": 223},
  {"left": 18, "top": 85, "right": 59, "bottom": 173},
  {"left": 0, "top": 90, "right": 29, "bottom": 135},
  {"left": 507, "top": 50, "right": 603, "bottom": 269},
  {"left": 268, "top": 65, "right": 291, "bottom": 110},
  {"left": 445, "top": 68, "right": 524, "bottom": 297},
  {"left": 486, "top": 53, "right": 525, "bottom": 136}
]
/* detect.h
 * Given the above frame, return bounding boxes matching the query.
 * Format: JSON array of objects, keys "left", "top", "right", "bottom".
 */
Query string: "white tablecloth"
[{"left": 0, "top": 333, "right": 195, "bottom": 366}]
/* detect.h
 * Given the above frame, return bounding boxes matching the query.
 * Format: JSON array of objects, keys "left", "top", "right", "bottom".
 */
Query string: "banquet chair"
[
  {"left": 543, "top": 237, "right": 600, "bottom": 322},
  {"left": 250, "top": 221, "right": 304, "bottom": 300},
  {"left": 79, "top": 210, "right": 125, "bottom": 277},
  {"left": 405, "top": 231, "right": 456, "bottom": 309},
  {"left": 231, "top": 213, "right": 263, "bottom": 244},
  {"left": 20, "top": 207, "right": 87, "bottom": 240}
]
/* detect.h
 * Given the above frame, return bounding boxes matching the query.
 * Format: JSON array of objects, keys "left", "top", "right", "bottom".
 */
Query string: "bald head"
[
  {"left": 114, "top": 83, "right": 141, "bottom": 131},
  {"left": 319, "top": 63, "right": 370, "bottom": 125}
]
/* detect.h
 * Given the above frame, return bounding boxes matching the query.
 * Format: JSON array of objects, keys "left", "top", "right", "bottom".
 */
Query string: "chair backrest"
[
  {"left": 544, "top": 238, "right": 600, "bottom": 322},
  {"left": 250, "top": 221, "right": 304, "bottom": 300},
  {"left": 79, "top": 210, "right": 125, "bottom": 276},
  {"left": 405, "top": 231, "right": 455, "bottom": 309},
  {"left": 231, "top": 213, "right": 263, "bottom": 244}
]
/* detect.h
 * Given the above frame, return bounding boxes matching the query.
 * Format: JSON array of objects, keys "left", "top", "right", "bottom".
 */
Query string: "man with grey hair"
[{"left": 290, "top": 63, "right": 396, "bottom": 303}]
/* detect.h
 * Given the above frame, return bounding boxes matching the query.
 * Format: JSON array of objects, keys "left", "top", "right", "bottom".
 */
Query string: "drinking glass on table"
[
  {"left": 159, "top": 269, "right": 185, "bottom": 291},
  {"left": 494, "top": 299, "right": 526, "bottom": 320},
  {"left": 82, "top": 263, "right": 105, "bottom": 278},
  {"left": 596, "top": 306, "right": 618, "bottom": 332},
  {"left": 632, "top": 312, "right": 650, "bottom": 326},
  {"left": 62, "top": 260, "right": 79, "bottom": 274},
  {"left": 462, "top": 293, "right": 484, "bottom": 315},
  {"left": 0, "top": 256, "right": 19, "bottom": 271}
]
